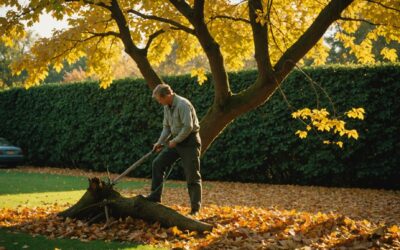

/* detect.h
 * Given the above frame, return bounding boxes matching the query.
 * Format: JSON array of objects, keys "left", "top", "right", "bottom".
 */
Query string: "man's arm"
[
  {"left": 157, "top": 110, "right": 171, "bottom": 144},
  {"left": 170, "top": 103, "right": 193, "bottom": 144}
]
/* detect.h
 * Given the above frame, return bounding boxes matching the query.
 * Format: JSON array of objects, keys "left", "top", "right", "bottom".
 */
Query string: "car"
[{"left": 0, "top": 137, "right": 24, "bottom": 167}]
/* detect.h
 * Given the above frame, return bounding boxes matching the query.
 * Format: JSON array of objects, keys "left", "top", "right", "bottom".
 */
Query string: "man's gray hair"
[{"left": 152, "top": 83, "right": 173, "bottom": 98}]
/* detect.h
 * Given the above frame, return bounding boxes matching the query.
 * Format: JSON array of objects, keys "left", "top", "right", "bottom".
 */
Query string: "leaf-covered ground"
[{"left": 1, "top": 166, "right": 399, "bottom": 249}]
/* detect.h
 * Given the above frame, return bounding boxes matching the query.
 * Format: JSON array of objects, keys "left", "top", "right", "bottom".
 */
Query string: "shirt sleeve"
[
  {"left": 157, "top": 109, "right": 171, "bottom": 144},
  {"left": 170, "top": 103, "right": 194, "bottom": 144}
]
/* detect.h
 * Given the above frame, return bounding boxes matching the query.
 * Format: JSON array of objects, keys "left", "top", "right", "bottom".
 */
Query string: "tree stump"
[{"left": 58, "top": 178, "right": 213, "bottom": 232}]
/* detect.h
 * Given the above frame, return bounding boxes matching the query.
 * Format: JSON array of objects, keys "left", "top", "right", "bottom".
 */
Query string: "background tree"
[
  {"left": 0, "top": 31, "right": 36, "bottom": 88},
  {"left": 0, "top": 33, "right": 90, "bottom": 88},
  {"left": 112, "top": 53, "right": 142, "bottom": 79},
  {"left": 154, "top": 42, "right": 257, "bottom": 76},
  {"left": 45, "top": 57, "right": 88, "bottom": 84},
  {"left": 1, "top": 0, "right": 399, "bottom": 152},
  {"left": 325, "top": 22, "right": 400, "bottom": 64}
]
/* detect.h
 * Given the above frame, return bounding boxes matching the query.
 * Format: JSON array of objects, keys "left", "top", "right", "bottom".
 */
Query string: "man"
[{"left": 146, "top": 83, "right": 202, "bottom": 215}]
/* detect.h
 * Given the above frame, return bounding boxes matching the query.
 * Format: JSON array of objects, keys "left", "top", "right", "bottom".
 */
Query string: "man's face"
[{"left": 154, "top": 94, "right": 170, "bottom": 106}]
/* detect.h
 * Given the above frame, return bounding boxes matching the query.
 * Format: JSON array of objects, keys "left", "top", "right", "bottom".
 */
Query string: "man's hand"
[
  {"left": 168, "top": 140, "right": 177, "bottom": 148},
  {"left": 153, "top": 142, "right": 163, "bottom": 152}
]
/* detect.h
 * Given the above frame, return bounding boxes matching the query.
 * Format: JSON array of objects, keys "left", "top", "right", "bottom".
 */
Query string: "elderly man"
[{"left": 146, "top": 83, "right": 202, "bottom": 215}]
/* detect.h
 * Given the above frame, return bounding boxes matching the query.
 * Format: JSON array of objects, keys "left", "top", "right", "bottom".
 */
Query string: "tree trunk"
[
  {"left": 199, "top": 105, "right": 236, "bottom": 154},
  {"left": 199, "top": 82, "right": 277, "bottom": 155},
  {"left": 58, "top": 178, "right": 213, "bottom": 233}
]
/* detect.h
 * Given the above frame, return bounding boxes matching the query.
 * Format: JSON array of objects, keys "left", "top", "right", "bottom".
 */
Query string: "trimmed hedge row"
[{"left": 0, "top": 64, "right": 399, "bottom": 189}]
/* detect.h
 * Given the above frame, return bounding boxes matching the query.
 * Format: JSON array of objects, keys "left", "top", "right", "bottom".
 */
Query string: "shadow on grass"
[{"left": 0, "top": 227, "right": 159, "bottom": 250}]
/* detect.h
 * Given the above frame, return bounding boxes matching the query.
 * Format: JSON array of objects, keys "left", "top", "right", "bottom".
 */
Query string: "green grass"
[
  {"left": 0, "top": 170, "right": 147, "bottom": 209},
  {"left": 0, "top": 170, "right": 208, "bottom": 249},
  {"left": 0, "top": 228, "right": 161, "bottom": 250},
  {"left": 0, "top": 170, "right": 178, "bottom": 249},
  {"left": 0, "top": 170, "right": 194, "bottom": 209},
  {"left": 0, "top": 190, "right": 86, "bottom": 208},
  {"left": 0, "top": 171, "right": 148, "bottom": 195}
]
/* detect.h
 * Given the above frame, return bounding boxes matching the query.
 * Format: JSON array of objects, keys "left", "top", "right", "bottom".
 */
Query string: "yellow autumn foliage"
[
  {"left": 0, "top": 0, "right": 398, "bottom": 88},
  {"left": 292, "top": 107, "right": 365, "bottom": 147}
]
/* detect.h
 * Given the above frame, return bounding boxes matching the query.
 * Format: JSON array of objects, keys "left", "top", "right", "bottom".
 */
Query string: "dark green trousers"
[{"left": 150, "top": 133, "right": 202, "bottom": 211}]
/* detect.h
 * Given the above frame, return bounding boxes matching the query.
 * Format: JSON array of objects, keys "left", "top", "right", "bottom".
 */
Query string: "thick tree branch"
[
  {"left": 274, "top": 0, "right": 354, "bottom": 80},
  {"left": 225, "top": 0, "right": 354, "bottom": 119},
  {"left": 248, "top": 0, "right": 274, "bottom": 79},
  {"left": 127, "top": 9, "right": 195, "bottom": 34},
  {"left": 108, "top": 0, "right": 162, "bottom": 89},
  {"left": 193, "top": 0, "right": 205, "bottom": 20},
  {"left": 168, "top": 0, "right": 194, "bottom": 20},
  {"left": 169, "top": 0, "right": 231, "bottom": 106}
]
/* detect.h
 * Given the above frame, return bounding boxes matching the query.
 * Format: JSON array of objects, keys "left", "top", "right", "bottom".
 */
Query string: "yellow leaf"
[
  {"left": 346, "top": 130, "right": 359, "bottom": 140},
  {"left": 381, "top": 48, "right": 398, "bottom": 62},
  {"left": 169, "top": 226, "right": 182, "bottom": 236},
  {"left": 190, "top": 67, "right": 207, "bottom": 85},
  {"left": 291, "top": 111, "right": 300, "bottom": 119},
  {"left": 53, "top": 62, "right": 63, "bottom": 73},
  {"left": 295, "top": 130, "right": 307, "bottom": 139},
  {"left": 344, "top": 217, "right": 354, "bottom": 226},
  {"left": 346, "top": 107, "right": 365, "bottom": 120},
  {"left": 388, "top": 225, "right": 399, "bottom": 234}
]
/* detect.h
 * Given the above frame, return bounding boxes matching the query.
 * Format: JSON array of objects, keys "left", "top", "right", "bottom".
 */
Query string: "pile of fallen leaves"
[
  {"left": 0, "top": 204, "right": 399, "bottom": 249},
  {"left": 1, "top": 166, "right": 399, "bottom": 249}
]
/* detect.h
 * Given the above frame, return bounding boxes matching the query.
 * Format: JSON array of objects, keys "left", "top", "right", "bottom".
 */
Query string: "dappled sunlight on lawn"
[
  {"left": 1, "top": 167, "right": 398, "bottom": 249},
  {"left": 0, "top": 170, "right": 88, "bottom": 195},
  {"left": 0, "top": 190, "right": 85, "bottom": 209},
  {"left": 0, "top": 226, "right": 160, "bottom": 250}
]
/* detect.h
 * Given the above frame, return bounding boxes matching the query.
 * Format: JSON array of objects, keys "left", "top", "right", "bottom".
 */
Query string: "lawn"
[
  {"left": 0, "top": 228, "right": 157, "bottom": 250},
  {"left": 0, "top": 170, "right": 182, "bottom": 208},
  {"left": 0, "top": 169, "right": 164, "bottom": 250},
  {"left": 1, "top": 167, "right": 399, "bottom": 249}
]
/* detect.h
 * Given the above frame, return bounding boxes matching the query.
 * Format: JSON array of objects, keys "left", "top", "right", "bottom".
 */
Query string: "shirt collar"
[{"left": 169, "top": 94, "right": 178, "bottom": 109}]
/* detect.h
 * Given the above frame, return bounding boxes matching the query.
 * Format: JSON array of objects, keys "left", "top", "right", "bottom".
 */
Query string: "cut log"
[{"left": 58, "top": 178, "right": 213, "bottom": 232}]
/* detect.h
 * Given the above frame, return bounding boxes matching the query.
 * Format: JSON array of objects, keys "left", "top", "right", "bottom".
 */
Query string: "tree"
[
  {"left": 0, "top": 31, "right": 36, "bottom": 88},
  {"left": 0, "top": 32, "right": 89, "bottom": 87},
  {"left": 44, "top": 57, "right": 88, "bottom": 84},
  {"left": 1, "top": 0, "right": 399, "bottom": 230},
  {"left": 154, "top": 42, "right": 257, "bottom": 76},
  {"left": 1, "top": 0, "right": 399, "bottom": 151}
]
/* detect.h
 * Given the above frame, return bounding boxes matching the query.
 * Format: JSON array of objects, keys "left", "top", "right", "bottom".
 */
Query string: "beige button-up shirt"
[{"left": 157, "top": 94, "right": 200, "bottom": 144}]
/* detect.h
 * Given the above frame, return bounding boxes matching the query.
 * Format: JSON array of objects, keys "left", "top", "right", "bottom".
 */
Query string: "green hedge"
[{"left": 0, "top": 64, "right": 399, "bottom": 189}]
